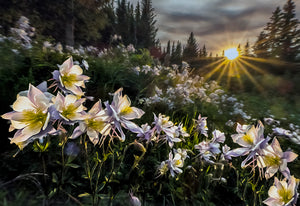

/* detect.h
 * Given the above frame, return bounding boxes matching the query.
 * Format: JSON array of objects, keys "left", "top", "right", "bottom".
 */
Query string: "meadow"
[{"left": 0, "top": 22, "right": 299, "bottom": 206}]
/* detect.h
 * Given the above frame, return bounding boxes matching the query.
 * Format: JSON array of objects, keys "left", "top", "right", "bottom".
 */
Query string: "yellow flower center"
[
  {"left": 120, "top": 106, "right": 133, "bottom": 115},
  {"left": 61, "top": 104, "right": 77, "bottom": 120},
  {"left": 23, "top": 109, "right": 47, "bottom": 129},
  {"left": 242, "top": 134, "right": 253, "bottom": 145},
  {"left": 278, "top": 187, "right": 293, "bottom": 204},
  {"left": 86, "top": 118, "right": 106, "bottom": 132},
  {"left": 175, "top": 159, "right": 182, "bottom": 167},
  {"left": 263, "top": 155, "right": 281, "bottom": 167},
  {"left": 61, "top": 74, "right": 78, "bottom": 87},
  {"left": 159, "top": 163, "right": 168, "bottom": 175}
]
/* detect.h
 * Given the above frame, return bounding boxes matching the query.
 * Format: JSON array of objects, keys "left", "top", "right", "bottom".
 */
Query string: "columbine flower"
[
  {"left": 263, "top": 176, "right": 299, "bottom": 206},
  {"left": 258, "top": 138, "right": 298, "bottom": 179},
  {"left": 70, "top": 100, "right": 111, "bottom": 145},
  {"left": 175, "top": 123, "right": 190, "bottom": 138},
  {"left": 52, "top": 92, "right": 86, "bottom": 123},
  {"left": 104, "top": 88, "right": 144, "bottom": 141},
  {"left": 1, "top": 84, "right": 55, "bottom": 149},
  {"left": 168, "top": 151, "right": 184, "bottom": 177},
  {"left": 129, "top": 191, "right": 141, "bottom": 206},
  {"left": 52, "top": 57, "right": 90, "bottom": 96},
  {"left": 194, "top": 114, "right": 208, "bottom": 137},
  {"left": 231, "top": 121, "right": 269, "bottom": 167}
]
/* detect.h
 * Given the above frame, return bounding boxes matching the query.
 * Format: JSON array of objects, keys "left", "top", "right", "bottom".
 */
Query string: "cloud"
[{"left": 128, "top": 0, "right": 300, "bottom": 53}]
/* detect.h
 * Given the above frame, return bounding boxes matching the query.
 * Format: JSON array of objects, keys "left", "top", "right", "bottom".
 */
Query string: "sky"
[{"left": 128, "top": 0, "right": 300, "bottom": 55}]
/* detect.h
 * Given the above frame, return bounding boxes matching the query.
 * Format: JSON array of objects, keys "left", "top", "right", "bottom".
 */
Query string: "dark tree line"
[
  {"left": 0, "top": 0, "right": 158, "bottom": 49},
  {"left": 253, "top": 0, "right": 299, "bottom": 62}
]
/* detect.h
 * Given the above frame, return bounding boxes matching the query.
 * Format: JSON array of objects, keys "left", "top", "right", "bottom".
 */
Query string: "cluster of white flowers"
[
  {"left": 262, "top": 117, "right": 300, "bottom": 145},
  {"left": 10, "top": 16, "right": 35, "bottom": 49},
  {"left": 137, "top": 62, "right": 252, "bottom": 120}
]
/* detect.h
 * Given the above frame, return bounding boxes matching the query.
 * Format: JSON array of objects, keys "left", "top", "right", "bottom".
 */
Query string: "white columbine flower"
[
  {"left": 70, "top": 100, "right": 111, "bottom": 145},
  {"left": 52, "top": 57, "right": 90, "bottom": 96},
  {"left": 258, "top": 138, "right": 298, "bottom": 179},
  {"left": 2, "top": 84, "right": 55, "bottom": 149},
  {"left": 263, "top": 176, "right": 299, "bottom": 206},
  {"left": 104, "top": 88, "right": 144, "bottom": 141}
]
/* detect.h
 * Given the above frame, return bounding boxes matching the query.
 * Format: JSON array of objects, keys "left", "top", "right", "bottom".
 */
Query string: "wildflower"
[
  {"left": 168, "top": 151, "right": 184, "bottom": 177},
  {"left": 231, "top": 121, "right": 269, "bottom": 167},
  {"left": 194, "top": 114, "right": 208, "bottom": 137},
  {"left": 52, "top": 57, "right": 90, "bottom": 96},
  {"left": 152, "top": 113, "right": 174, "bottom": 134},
  {"left": 263, "top": 176, "right": 299, "bottom": 206},
  {"left": 273, "top": 127, "right": 293, "bottom": 138},
  {"left": 52, "top": 92, "right": 86, "bottom": 124},
  {"left": 175, "top": 123, "right": 190, "bottom": 138},
  {"left": 82, "top": 59, "right": 89, "bottom": 70},
  {"left": 258, "top": 138, "right": 298, "bottom": 179},
  {"left": 104, "top": 88, "right": 144, "bottom": 141},
  {"left": 64, "top": 142, "right": 80, "bottom": 157},
  {"left": 212, "top": 129, "right": 225, "bottom": 143},
  {"left": 136, "top": 123, "right": 153, "bottom": 142},
  {"left": 70, "top": 100, "right": 111, "bottom": 145},
  {"left": 158, "top": 161, "right": 169, "bottom": 176},
  {"left": 1, "top": 84, "right": 55, "bottom": 149},
  {"left": 129, "top": 191, "right": 141, "bottom": 206}
]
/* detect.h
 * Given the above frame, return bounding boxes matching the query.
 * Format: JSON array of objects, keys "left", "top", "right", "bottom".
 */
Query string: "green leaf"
[
  {"left": 78, "top": 193, "right": 91, "bottom": 198},
  {"left": 66, "top": 163, "right": 80, "bottom": 168}
]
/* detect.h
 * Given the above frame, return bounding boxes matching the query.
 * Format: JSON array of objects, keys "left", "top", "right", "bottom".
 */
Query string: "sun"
[{"left": 224, "top": 48, "right": 239, "bottom": 60}]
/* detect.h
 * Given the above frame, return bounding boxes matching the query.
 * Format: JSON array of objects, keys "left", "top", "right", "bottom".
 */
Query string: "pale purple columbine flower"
[
  {"left": 194, "top": 114, "right": 208, "bottom": 137},
  {"left": 273, "top": 127, "right": 293, "bottom": 138},
  {"left": 263, "top": 176, "right": 299, "bottom": 206},
  {"left": 129, "top": 191, "right": 141, "bottom": 206},
  {"left": 195, "top": 130, "right": 225, "bottom": 163},
  {"left": 152, "top": 113, "right": 174, "bottom": 134},
  {"left": 175, "top": 123, "right": 190, "bottom": 138},
  {"left": 70, "top": 100, "right": 111, "bottom": 145},
  {"left": 1, "top": 84, "right": 55, "bottom": 149},
  {"left": 136, "top": 123, "right": 154, "bottom": 142},
  {"left": 51, "top": 92, "right": 86, "bottom": 124},
  {"left": 231, "top": 121, "right": 269, "bottom": 168},
  {"left": 51, "top": 57, "right": 90, "bottom": 96},
  {"left": 257, "top": 138, "right": 298, "bottom": 179},
  {"left": 104, "top": 88, "right": 144, "bottom": 141},
  {"left": 64, "top": 142, "right": 80, "bottom": 157}
]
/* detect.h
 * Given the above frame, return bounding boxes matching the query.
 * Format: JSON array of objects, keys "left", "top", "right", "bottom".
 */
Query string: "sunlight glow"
[{"left": 224, "top": 48, "right": 239, "bottom": 60}]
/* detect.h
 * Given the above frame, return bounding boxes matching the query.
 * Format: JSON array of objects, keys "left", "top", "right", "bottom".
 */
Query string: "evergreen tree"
[
  {"left": 237, "top": 44, "right": 242, "bottom": 55},
  {"left": 263, "top": 7, "right": 283, "bottom": 58},
  {"left": 166, "top": 40, "right": 171, "bottom": 56},
  {"left": 171, "top": 41, "right": 182, "bottom": 64},
  {"left": 116, "top": 0, "right": 129, "bottom": 44},
  {"left": 139, "top": 0, "right": 158, "bottom": 48},
  {"left": 280, "top": 0, "right": 299, "bottom": 61},
  {"left": 244, "top": 41, "right": 250, "bottom": 56},
  {"left": 209, "top": 52, "right": 212, "bottom": 57},
  {"left": 253, "top": 31, "right": 269, "bottom": 58},
  {"left": 182, "top": 32, "right": 198, "bottom": 60},
  {"left": 202, "top": 44, "right": 207, "bottom": 57}
]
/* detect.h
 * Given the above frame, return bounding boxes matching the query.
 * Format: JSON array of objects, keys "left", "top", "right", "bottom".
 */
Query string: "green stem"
[{"left": 84, "top": 138, "right": 95, "bottom": 206}]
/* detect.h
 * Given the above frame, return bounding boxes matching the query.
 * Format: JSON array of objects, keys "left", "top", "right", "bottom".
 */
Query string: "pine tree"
[
  {"left": 171, "top": 41, "right": 182, "bottom": 64},
  {"left": 166, "top": 40, "right": 171, "bottom": 56},
  {"left": 116, "top": 0, "right": 129, "bottom": 44},
  {"left": 202, "top": 44, "right": 207, "bottom": 57},
  {"left": 209, "top": 52, "right": 212, "bottom": 57},
  {"left": 237, "top": 44, "right": 242, "bottom": 55},
  {"left": 280, "top": 0, "right": 299, "bottom": 61},
  {"left": 139, "top": 0, "right": 158, "bottom": 48},
  {"left": 182, "top": 32, "right": 198, "bottom": 60},
  {"left": 253, "top": 31, "right": 269, "bottom": 58},
  {"left": 265, "top": 7, "right": 283, "bottom": 58},
  {"left": 244, "top": 41, "right": 250, "bottom": 56}
]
